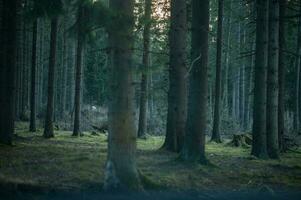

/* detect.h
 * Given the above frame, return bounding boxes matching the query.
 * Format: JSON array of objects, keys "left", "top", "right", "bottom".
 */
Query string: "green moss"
[{"left": 0, "top": 124, "right": 300, "bottom": 191}]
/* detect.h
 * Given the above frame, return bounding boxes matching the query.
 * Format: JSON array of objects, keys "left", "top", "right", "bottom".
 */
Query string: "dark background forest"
[{"left": 0, "top": 0, "right": 301, "bottom": 199}]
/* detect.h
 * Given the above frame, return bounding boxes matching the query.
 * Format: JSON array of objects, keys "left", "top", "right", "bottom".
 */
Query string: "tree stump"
[{"left": 227, "top": 133, "right": 252, "bottom": 147}]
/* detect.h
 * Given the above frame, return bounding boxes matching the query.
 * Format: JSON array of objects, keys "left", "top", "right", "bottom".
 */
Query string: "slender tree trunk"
[
  {"left": 0, "top": 0, "right": 18, "bottom": 145},
  {"left": 67, "top": 40, "right": 75, "bottom": 113},
  {"left": 248, "top": 38, "right": 256, "bottom": 129},
  {"left": 62, "top": 18, "right": 68, "bottom": 118},
  {"left": 73, "top": 6, "right": 84, "bottom": 136},
  {"left": 162, "top": 0, "right": 188, "bottom": 152},
  {"left": 240, "top": 28, "right": 246, "bottom": 129},
  {"left": 138, "top": 0, "right": 152, "bottom": 138},
  {"left": 38, "top": 19, "right": 45, "bottom": 114},
  {"left": 294, "top": 5, "right": 301, "bottom": 132},
  {"left": 44, "top": 18, "right": 58, "bottom": 138},
  {"left": 15, "top": 6, "right": 22, "bottom": 120},
  {"left": 232, "top": 81, "right": 236, "bottom": 118},
  {"left": 251, "top": 0, "right": 269, "bottom": 158},
  {"left": 30, "top": 20, "right": 38, "bottom": 132},
  {"left": 267, "top": 0, "right": 280, "bottom": 158},
  {"left": 180, "top": 0, "right": 209, "bottom": 163},
  {"left": 104, "top": 0, "right": 142, "bottom": 190},
  {"left": 148, "top": 70, "right": 154, "bottom": 131},
  {"left": 244, "top": 37, "right": 255, "bottom": 131},
  {"left": 211, "top": 0, "right": 223, "bottom": 143},
  {"left": 21, "top": 19, "right": 27, "bottom": 119},
  {"left": 223, "top": 0, "right": 232, "bottom": 114}
]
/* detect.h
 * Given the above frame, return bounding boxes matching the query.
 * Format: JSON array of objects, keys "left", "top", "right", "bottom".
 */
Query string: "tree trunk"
[
  {"left": 211, "top": 0, "right": 224, "bottom": 143},
  {"left": 251, "top": 0, "right": 269, "bottom": 158},
  {"left": 240, "top": 28, "right": 246, "bottom": 129},
  {"left": 73, "top": 6, "right": 84, "bottom": 136},
  {"left": 62, "top": 18, "right": 68, "bottom": 118},
  {"left": 104, "top": 0, "right": 142, "bottom": 190},
  {"left": 138, "top": 0, "right": 152, "bottom": 138},
  {"left": 278, "top": 0, "right": 287, "bottom": 151},
  {"left": 162, "top": 0, "right": 188, "bottom": 152},
  {"left": 267, "top": 0, "right": 280, "bottom": 159},
  {"left": 44, "top": 18, "right": 58, "bottom": 138},
  {"left": 0, "top": 0, "right": 18, "bottom": 145},
  {"left": 223, "top": 0, "right": 232, "bottom": 115},
  {"left": 38, "top": 19, "right": 45, "bottom": 114},
  {"left": 29, "top": 20, "right": 38, "bottom": 132},
  {"left": 21, "top": 19, "right": 27, "bottom": 119},
  {"left": 180, "top": 0, "right": 209, "bottom": 164},
  {"left": 294, "top": 4, "right": 301, "bottom": 132}
]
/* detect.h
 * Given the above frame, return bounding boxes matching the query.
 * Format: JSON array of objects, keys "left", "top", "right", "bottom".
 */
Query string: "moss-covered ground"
[{"left": 0, "top": 122, "right": 300, "bottom": 198}]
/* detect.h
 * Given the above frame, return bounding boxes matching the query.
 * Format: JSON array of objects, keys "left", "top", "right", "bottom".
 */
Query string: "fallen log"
[{"left": 91, "top": 124, "right": 108, "bottom": 134}]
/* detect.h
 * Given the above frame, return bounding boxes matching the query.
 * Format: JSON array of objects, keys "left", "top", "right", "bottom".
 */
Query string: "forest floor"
[{"left": 0, "top": 122, "right": 301, "bottom": 199}]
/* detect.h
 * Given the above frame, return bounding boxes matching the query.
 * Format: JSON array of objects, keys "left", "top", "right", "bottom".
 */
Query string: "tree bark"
[
  {"left": 162, "top": 0, "right": 188, "bottom": 152},
  {"left": 267, "top": 0, "right": 280, "bottom": 159},
  {"left": 104, "top": 0, "right": 142, "bottom": 190},
  {"left": 30, "top": 20, "right": 38, "bottom": 132},
  {"left": 62, "top": 17, "right": 68, "bottom": 118},
  {"left": 277, "top": 0, "right": 285, "bottom": 151},
  {"left": 211, "top": 0, "right": 224, "bottom": 143},
  {"left": 180, "top": 0, "right": 209, "bottom": 163},
  {"left": 240, "top": 28, "right": 246, "bottom": 129},
  {"left": 251, "top": 0, "right": 269, "bottom": 158},
  {"left": 0, "top": 0, "right": 18, "bottom": 145},
  {"left": 138, "top": 0, "right": 152, "bottom": 138},
  {"left": 73, "top": 6, "right": 84, "bottom": 136},
  {"left": 44, "top": 18, "right": 58, "bottom": 138},
  {"left": 294, "top": 4, "right": 301, "bottom": 132},
  {"left": 223, "top": 0, "right": 232, "bottom": 116}
]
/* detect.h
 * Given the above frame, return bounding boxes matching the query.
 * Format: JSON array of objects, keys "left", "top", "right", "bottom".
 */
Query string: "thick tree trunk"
[
  {"left": 180, "top": 0, "right": 209, "bottom": 163},
  {"left": 211, "top": 0, "right": 224, "bottom": 143},
  {"left": 29, "top": 20, "right": 38, "bottom": 132},
  {"left": 44, "top": 18, "right": 58, "bottom": 138},
  {"left": 138, "top": 0, "right": 152, "bottom": 138},
  {"left": 104, "top": 0, "right": 142, "bottom": 190},
  {"left": 251, "top": 0, "right": 269, "bottom": 158},
  {"left": 267, "top": 0, "right": 280, "bottom": 159},
  {"left": 278, "top": 0, "right": 286, "bottom": 151},
  {"left": 73, "top": 6, "right": 84, "bottom": 137},
  {"left": 0, "top": 0, "right": 18, "bottom": 145},
  {"left": 162, "top": 0, "right": 188, "bottom": 152}
]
